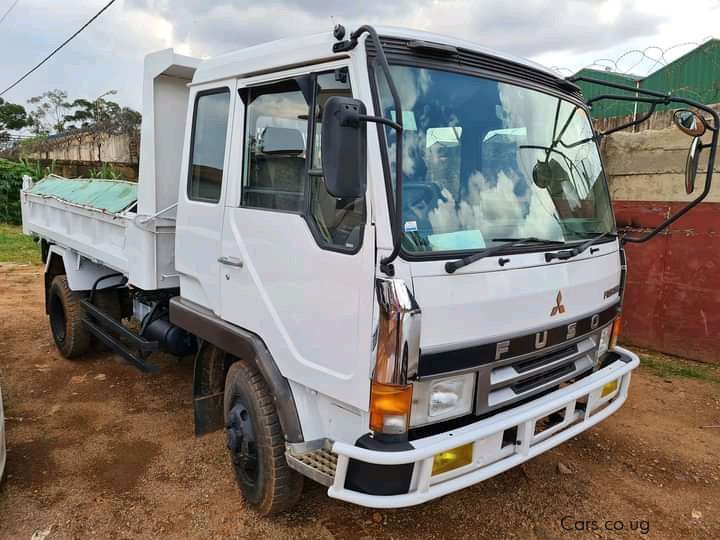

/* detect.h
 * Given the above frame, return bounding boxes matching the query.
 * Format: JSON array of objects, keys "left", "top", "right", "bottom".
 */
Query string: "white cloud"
[{"left": 0, "top": 0, "right": 717, "bottom": 112}]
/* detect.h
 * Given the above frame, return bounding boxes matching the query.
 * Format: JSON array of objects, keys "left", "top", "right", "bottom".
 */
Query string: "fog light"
[
  {"left": 601, "top": 379, "right": 619, "bottom": 397},
  {"left": 432, "top": 442, "right": 473, "bottom": 476}
]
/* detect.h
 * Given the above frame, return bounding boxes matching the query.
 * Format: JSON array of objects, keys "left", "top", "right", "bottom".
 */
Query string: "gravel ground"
[{"left": 0, "top": 264, "right": 719, "bottom": 539}]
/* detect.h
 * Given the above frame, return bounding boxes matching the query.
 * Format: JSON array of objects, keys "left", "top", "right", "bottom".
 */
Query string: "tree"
[
  {"left": 64, "top": 94, "right": 141, "bottom": 135},
  {"left": 62, "top": 92, "right": 142, "bottom": 161},
  {"left": 0, "top": 97, "right": 30, "bottom": 135},
  {"left": 27, "top": 89, "right": 71, "bottom": 134}
]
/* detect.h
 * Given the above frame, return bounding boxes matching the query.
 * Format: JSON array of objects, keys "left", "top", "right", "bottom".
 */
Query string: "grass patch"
[
  {"left": 638, "top": 349, "right": 720, "bottom": 385},
  {"left": 0, "top": 223, "right": 41, "bottom": 265}
]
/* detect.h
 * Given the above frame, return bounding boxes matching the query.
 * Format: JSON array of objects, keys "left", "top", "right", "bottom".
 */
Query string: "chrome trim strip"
[{"left": 373, "top": 278, "right": 422, "bottom": 384}]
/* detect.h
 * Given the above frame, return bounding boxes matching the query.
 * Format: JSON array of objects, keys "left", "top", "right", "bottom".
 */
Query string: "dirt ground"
[{"left": 0, "top": 264, "right": 718, "bottom": 540}]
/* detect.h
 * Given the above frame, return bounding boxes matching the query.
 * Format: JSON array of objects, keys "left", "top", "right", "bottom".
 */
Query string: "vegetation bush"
[
  {"left": 88, "top": 163, "right": 127, "bottom": 180},
  {"left": 0, "top": 159, "right": 44, "bottom": 224}
]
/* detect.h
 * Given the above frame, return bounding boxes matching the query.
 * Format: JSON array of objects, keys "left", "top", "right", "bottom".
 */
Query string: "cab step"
[{"left": 286, "top": 439, "right": 337, "bottom": 487}]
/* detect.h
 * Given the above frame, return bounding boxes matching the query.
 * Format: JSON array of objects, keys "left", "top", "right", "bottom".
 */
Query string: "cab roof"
[{"left": 191, "top": 25, "right": 561, "bottom": 86}]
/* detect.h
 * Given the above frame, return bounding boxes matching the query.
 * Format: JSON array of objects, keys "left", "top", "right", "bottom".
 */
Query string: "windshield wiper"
[
  {"left": 445, "top": 237, "right": 566, "bottom": 274},
  {"left": 544, "top": 232, "right": 617, "bottom": 262}
]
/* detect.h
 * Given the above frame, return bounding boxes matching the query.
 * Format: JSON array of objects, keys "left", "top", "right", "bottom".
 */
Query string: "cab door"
[
  {"left": 218, "top": 67, "right": 375, "bottom": 409},
  {"left": 176, "top": 81, "right": 236, "bottom": 313}
]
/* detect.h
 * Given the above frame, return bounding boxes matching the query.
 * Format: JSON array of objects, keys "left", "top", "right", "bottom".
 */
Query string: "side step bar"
[{"left": 80, "top": 299, "right": 160, "bottom": 373}]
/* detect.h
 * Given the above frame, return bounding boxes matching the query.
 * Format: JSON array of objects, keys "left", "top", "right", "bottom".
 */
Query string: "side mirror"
[
  {"left": 532, "top": 158, "right": 569, "bottom": 193},
  {"left": 685, "top": 136, "right": 702, "bottom": 194},
  {"left": 673, "top": 109, "right": 706, "bottom": 137},
  {"left": 321, "top": 96, "right": 367, "bottom": 199}
]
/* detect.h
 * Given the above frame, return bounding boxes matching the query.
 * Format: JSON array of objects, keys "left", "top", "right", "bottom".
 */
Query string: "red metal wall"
[{"left": 614, "top": 201, "right": 720, "bottom": 364}]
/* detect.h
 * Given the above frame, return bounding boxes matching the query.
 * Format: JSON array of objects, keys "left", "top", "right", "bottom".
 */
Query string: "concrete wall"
[
  {"left": 602, "top": 122, "right": 720, "bottom": 364},
  {"left": 33, "top": 159, "right": 138, "bottom": 180},
  {"left": 25, "top": 131, "right": 139, "bottom": 165}
]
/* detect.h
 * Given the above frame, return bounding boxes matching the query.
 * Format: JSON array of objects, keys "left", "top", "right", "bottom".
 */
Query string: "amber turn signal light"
[
  {"left": 610, "top": 317, "right": 622, "bottom": 349},
  {"left": 369, "top": 381, "right": 413, "bottom": 435}
]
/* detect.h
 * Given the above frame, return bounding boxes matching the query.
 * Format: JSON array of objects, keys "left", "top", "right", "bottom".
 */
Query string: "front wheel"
[{"left": 224, "top": 358, "right": 303, "bottom": 515}]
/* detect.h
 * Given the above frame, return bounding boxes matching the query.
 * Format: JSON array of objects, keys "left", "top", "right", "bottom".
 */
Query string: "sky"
[{"left": 1, "top": 0, "right": 719, "bottom": 113}]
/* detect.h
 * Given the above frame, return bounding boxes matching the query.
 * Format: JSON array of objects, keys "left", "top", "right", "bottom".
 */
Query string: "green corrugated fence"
[{"left": 576, "top": 39, "right": 720, "bottom": 121}]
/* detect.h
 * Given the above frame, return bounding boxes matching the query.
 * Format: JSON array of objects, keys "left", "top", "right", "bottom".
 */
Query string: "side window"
[
  {"left": 188, "top": 89, "right": 231, "bottom": 203},
  {"left": 242, "top": 78, "right": 311, "bottom": 212},
  {"left": 308, "top": 70, "right": 366, "bottom": 252}
]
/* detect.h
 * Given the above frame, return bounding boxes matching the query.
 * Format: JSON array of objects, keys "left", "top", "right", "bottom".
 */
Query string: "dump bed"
[
  {"left": 21, "top": 48, "right": 199, "bottom": 291},
  {"left": 21, "top": 175, "right": 178, "bottom": 290}
]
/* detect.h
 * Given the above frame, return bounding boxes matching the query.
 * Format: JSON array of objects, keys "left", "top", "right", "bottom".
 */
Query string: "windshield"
[{"left": 375, "top": 65, "right": 615, "bottom": 254}]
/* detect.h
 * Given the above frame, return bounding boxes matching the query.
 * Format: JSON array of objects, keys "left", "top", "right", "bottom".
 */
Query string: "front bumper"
[{"left": 329, "top": 346, "right": 639, "bottom": 508}]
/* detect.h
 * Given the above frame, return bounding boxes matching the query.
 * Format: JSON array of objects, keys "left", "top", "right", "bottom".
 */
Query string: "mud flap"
[{"left": 193, "top": 341, "right": 229, "bottom": 436}]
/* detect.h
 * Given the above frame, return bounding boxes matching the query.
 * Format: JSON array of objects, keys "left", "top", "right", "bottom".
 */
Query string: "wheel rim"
[
  {"left": 226, "top": 400, "right": 259, "bottom": 487},
  {"left": 49, "top": 293, "right": 67, "bottom": 345}
]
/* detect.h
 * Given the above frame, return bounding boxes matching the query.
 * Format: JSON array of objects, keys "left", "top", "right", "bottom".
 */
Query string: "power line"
[
  {"left": 0, "top": 0, "right": 118, "bottom": 97},
  {"left": 0, "top": 0, "right": 20, "bottom": 26}
]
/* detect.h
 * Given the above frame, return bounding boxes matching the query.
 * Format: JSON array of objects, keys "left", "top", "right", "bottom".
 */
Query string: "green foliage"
[
  {"left": 65, "top": 93, "right": 141, "bottom": 135},
  {"left": 640, "top": 350, "right": 720, "bottom": 385},
  {"left": 88, "top": 163, "right": 126, "bottom": 180},
  {"left": 0, "top": 158, "right": 47, "bottom": 224},
  {"left": 0, "top": 97, "right": 30, "bottom": 133},
  {"left": 27, "top": 89, "right": 71, "bottom": 134},
  {"left": 0, "top": 224, "right": 40, "bottom": 265}
]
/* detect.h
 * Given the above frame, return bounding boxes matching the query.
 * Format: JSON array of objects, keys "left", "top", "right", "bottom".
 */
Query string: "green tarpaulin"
[{"left": 29, "top": 177, "right": 138, "bottom": 214}]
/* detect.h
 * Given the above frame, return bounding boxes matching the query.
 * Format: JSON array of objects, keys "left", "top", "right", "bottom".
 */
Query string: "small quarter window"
[
  {"left": 188, "top": 89, "right": 231, "bottom": 203},
  {"left": 308, "top": 70, "right": 366, "bottom": 252}
]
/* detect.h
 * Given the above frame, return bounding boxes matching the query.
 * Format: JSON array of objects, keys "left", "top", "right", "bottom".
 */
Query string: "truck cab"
[{"left": 21, "top": 25, "right": 718, "bottom": 514}]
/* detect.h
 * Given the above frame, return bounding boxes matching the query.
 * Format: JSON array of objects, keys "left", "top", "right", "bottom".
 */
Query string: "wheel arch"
[
  {"left": 43, "top": 245, "right": 128, "bottom": 312},
  {"left": 169, "top": 296, "right": 304, "bottom": 443}
]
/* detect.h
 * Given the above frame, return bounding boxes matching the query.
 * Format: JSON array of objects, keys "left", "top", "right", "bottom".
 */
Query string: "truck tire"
[
  {"left": 224, "top": 359, "right": 303, "bottom": 515},
  {"left": 48, "top": 275, "right": 90, "bottom": 358}
]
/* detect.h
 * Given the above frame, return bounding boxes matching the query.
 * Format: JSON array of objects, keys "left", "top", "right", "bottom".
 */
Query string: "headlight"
[
  {"left": 596, "top": 316, "right": 622, "bottom": 363},
  {"left": 597, "top": 325, "right": 611, "bottom": 357},
  {"left": 411, "top": 373, "right": 476, "bottom": 427}
]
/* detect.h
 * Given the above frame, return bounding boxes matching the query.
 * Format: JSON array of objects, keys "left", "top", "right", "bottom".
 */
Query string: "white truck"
[{"left": 20, "top": 25, "right": 718, "bottom": 514}]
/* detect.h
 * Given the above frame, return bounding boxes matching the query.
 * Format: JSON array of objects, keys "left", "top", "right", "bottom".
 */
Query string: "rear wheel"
[
  {"left": 224, "top": 359, "right": 303, "bottom": 515},
  {"left": 48, "top": 275, "right": 90, "bottom": 358}
]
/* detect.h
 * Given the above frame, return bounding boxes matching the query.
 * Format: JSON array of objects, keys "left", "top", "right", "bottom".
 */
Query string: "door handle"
[{"left": 218, "top": 256, "right": 244, "bottom": 268}]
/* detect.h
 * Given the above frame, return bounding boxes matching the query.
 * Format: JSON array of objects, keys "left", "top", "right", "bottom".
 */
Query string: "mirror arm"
[
  {"left": 597, "top": 102, "right": 658, "bottom": 138},
  {"left": 623, "top": 125, "right": 719, "bottom": 244},
  {"left": 358, "top": 115, "right": 402, "bottom": 132},
  {"left": 342, "top": 25, "right": 404, "bottom": 276},
  {"left": 571, "top": 74, "right": 720, "bottom": 244}
]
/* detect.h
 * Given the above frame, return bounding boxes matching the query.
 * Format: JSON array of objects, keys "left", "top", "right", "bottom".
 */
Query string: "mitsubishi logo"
[{"left": 550, "top": 291, "right": 566, "bottom": 316}]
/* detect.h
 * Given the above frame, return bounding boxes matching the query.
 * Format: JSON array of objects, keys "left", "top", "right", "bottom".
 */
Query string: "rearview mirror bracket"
[
  {"left": 569, "top": 74, "right": 720, "bottom": 245},
  {"left": 330, "top": 24, "right": 405, "bottom": 276}
]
